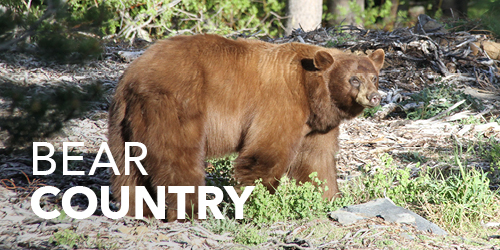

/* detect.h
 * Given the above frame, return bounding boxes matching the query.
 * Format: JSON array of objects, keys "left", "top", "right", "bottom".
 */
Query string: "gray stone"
[
  {"left": 329, "top": 210, "right": 367, "bottom": 226},
  {"left": 118, "top": 51, "right": 144, "bottom": 62},
  {"left": 341, "top": 198, "right": 448, "bottom": 235},
  {"left": 400, "top": 232, "right": 415, "bottom": 241},
  {"left": 394, "top": 213, "right": 416, "bottom": 224}
]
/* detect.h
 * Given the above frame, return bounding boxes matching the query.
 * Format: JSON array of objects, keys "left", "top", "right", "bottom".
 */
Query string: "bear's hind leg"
[{"left": 124, "top": 92, "right": 206, "bottom": 221}]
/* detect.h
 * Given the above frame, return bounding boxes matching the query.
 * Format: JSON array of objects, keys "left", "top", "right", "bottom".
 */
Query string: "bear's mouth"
[
  {"left": 356, "top": 91, "right": 382, "bottom": 108},
  {"left": 353, "top": 76, "right": 381, "bottom": 108}
]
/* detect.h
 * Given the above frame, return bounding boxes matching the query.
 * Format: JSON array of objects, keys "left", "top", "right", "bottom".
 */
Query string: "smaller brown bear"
[{"left": 108, "top": 34, "right": 384, "bottom": 221}]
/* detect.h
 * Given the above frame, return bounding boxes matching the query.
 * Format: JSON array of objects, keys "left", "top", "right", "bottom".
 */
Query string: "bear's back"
[{"left": 113, "top": 35, "right": 349, "bottom": 157}]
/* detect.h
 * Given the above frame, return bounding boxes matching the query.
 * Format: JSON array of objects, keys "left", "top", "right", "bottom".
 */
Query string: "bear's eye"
[
  {"left": 371, "top": 76, "right": 377, "bottom": 82},
  {"left": 350, "top": 76, "right": 360, "bottom": 87}
]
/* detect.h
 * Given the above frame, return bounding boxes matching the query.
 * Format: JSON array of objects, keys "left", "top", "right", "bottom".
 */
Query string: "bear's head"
[{"left": 303, "top": 49, "right": 385, "bottom": 132}]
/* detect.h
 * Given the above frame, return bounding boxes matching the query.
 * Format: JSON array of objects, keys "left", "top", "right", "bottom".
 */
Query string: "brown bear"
[{"left": 108, "top": 34, "right": 384, "bottom": 221}]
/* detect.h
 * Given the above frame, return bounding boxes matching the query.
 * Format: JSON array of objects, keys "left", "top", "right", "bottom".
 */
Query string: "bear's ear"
[
  {"left": 313, "top": 51, "right": 334, "bottom": 70},
  {"left": 301, "top": 59, "right": 319, "bottom": 71},
  {"left": 369, "top": 49, "right": 385, "bottom": 71}
]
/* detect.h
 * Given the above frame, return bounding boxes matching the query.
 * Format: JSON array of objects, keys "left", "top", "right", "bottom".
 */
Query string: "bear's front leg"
[
  {"left": 287, "top": 127, "right": 341, "bottom": 199},
  {"left": 232, "top": 121, "right": 306, "bottom": 192}
]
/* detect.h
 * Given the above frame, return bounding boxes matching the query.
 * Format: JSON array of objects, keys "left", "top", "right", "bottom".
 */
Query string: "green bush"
[
  {"left": 354, "top": 0, "right": 393, "bottom": 27},
  {"left": 50, "top": 229, "right": 84, "bottom": 248},
  {"left": 76, "top": 0, "right": 286, "bottom": 41},
  {"left": 0, "top": 0, "right": 105, "bottom": 62},
  {"left": 244, "top": 173, "right": 335, "bottom": 225},
  {"left": 0, "top": 81, "right": 105, "bottom": 146},
  {"left": 36, "top": 26, "right": 102, "bottom": 62}
]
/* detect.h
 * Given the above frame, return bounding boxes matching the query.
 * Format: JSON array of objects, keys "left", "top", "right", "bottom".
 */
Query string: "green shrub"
[
  {"left": 206, "top": 154, "right": 237, "bottom": 187},
  {"left": 205, "top": 148, "right": 499, "bottom": 236},
  {"left": 50, "top": 229, "right": 83, "bottom": 248},
  {"left": 334, "top": 0, "right": 404, "bottom": 29},
  {"left": 0, "top": 0, "right": 105, "bottom": 62},
  {"left": 479, "top": 137, "right": 500, "bottom": 169},
  {"left": 36, "top": 25, "right": 103, "bottom": 62},
  {"left": 79, "top": 0, "right": 286, "bottom": 41},
  {"left": 0, "top": 81, "right": 104, "bottom": 146},
  {"left": 244, "top": 173, "right": 335, "bottom": 225}
]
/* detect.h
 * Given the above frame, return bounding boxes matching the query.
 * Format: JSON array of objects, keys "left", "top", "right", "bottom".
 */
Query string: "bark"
[
  {"left": 383, "top": 0, "right": 400, "bottom": 30},
  {"left": 285, "top": 0, "right": 323, "bottom": 35}
]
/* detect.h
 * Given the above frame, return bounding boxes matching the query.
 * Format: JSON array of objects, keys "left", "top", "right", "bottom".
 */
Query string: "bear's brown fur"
[{"left": 108, "top": 34, "right": 384, "bottom": 221}]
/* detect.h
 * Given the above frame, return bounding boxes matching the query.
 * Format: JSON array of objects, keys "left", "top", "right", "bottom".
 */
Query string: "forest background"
[{"left": 0, "top": 0, "right": 499, "bottom": 61}]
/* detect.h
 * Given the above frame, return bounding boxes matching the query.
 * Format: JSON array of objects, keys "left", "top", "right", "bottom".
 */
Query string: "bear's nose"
[{"left": 369, "top": 92, "right": 381, "bottom": 106}]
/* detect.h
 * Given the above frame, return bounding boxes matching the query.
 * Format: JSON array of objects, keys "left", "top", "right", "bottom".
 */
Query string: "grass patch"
[
  {"left": 402, "top": 83, "right": 482, "bottom": 120},
  {"left": 50, "top": 229, "right": 116, "bottom": 249},
  {"left": 477, "top": 137, "right": 500, "bottom": 169},
  {"left": 233, "top": 225, "right": 268, "bottom": 245},
  {"left": 50, "top": 229, "right": 83, "bottom": 248},
  {"left": 342, "top": 153, "right": 500, "bottom": 235},
  {"left": 396, "top": 151, "right": 429, "bottom": 163},
  {"left": 203, "top": 141, "right": 500, "bottom": 244},
  {"left": 363, "top": 105, "right": 383, "bottom": 118}
]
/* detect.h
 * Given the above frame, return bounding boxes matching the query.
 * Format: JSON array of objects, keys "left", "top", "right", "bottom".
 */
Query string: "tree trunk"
[
  {"left": 383, "top": 0, "right": 400, "bottom": 30},
  {"left": 435, "top": 0, "right": 468, "bottom": 18},
  {"left": 327, "top": 0, "right": 364, "bottom": 26},
  {"left": 285, "top": 0, "right": 323, "bottom": 35}
]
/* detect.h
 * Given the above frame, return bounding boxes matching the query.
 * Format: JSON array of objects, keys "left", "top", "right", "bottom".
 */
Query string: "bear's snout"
[{"left": 369, "top": 92, "right": 381, "bottom": 107}]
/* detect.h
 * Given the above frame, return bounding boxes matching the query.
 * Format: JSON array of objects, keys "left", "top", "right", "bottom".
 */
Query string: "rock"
[
  {"left": 340, "top": 198, "right": 448, "bottom": 235},
  {"left": 408, "top": 6, "right": 425, "bottom": 19},
  {"left": 118, "top": 51, "right": 144, "bottom": 62},
  {"left": 400, "top": 232, "right": 415, "bottom": 240},
  {"left": 482, "top": 41, "right": 500, "bottom": 60},
  {"left": 471, "top": 41, "right": 500, "bottom": 60},
  {"left": 393, "top": 213, "right": 416, "bottom": 224},
  {"left": 413, "top": 14, "right": 447, "bottom": 34},
  {"left": 329, "top": 210, "right": 367, "bottom": 226}
]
